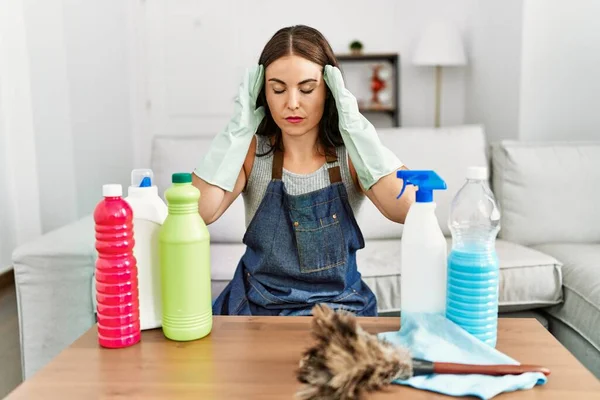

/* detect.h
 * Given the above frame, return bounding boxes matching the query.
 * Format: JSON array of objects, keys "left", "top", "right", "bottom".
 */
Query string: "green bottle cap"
[{"left": 172, "top": 172, "right": 192, "bottom": 183}]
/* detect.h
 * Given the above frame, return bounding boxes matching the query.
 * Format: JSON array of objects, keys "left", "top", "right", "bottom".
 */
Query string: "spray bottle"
[{"left": 397, "top": 170, "right": 447, "bottom": 319}]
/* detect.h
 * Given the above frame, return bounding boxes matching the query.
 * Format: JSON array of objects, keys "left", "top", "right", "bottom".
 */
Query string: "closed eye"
[{"left": 273, "top": 89, "right": 314, "bottom": 95}]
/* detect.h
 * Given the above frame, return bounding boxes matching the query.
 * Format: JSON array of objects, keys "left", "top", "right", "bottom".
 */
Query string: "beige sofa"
[{"left": 12, "top": 125, "right": 599, "bottom": 380}]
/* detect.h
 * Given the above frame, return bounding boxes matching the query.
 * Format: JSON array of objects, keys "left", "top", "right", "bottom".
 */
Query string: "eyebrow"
[{"left": 268, "top": 78, "right": 318, "bottom": 85}]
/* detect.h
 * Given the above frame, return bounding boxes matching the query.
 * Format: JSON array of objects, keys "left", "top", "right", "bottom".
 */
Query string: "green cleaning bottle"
[{"left": 159, "top": 172, "right": 212, "bottom": 341}]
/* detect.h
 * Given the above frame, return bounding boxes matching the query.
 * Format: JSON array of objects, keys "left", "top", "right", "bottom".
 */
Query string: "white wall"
[
  {"left": 519, "top": 0, "right": 600, "bottom": 141},
  {"left": 19, "top": 0, "right": 135, "bottom": 232},
  {"left": 465, "top": 0, "right": 523, "bottom": 143},
  {"left": 63, "top": 0, "right": 134, "bottom": 217},
  {"left": 23, "top": 0, "right": 78, "bottom": 233},
  {"left": 466, "top": 0, "right": 600, "bottom": 143}
]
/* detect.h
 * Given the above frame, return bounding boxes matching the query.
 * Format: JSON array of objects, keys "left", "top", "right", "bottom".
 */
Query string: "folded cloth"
[{"left": 378, "top": 313, "right": 547, "bottom": 400}]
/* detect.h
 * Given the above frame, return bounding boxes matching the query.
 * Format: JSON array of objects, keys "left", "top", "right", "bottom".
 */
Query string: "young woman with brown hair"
[{"left": 193, "top": 25, "right": 415, "bottom": 316}]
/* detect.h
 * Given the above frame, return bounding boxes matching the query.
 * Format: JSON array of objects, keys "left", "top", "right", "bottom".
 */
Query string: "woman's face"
[{"left": 264, "top": 54, "right": 326, "bottom": 138}]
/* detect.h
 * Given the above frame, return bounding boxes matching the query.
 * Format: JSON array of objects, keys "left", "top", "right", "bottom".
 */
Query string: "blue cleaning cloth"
[{"left": 378, "top": 313, "right": 547, "bottom": 399}]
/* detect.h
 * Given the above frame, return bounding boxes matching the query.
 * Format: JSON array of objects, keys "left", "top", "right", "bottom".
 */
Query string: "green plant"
[{"left": 349, "top": 40, "right": 363, "bottom": 52}]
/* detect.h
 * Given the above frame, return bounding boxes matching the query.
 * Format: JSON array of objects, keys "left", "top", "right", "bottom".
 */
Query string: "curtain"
[{"left": 0, "top": 0, "right": 43, "bottom": 273}]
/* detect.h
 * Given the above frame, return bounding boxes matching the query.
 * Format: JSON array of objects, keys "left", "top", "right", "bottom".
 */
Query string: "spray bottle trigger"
[{"left": 397, "top": 177, "right": 409, "bottom": 199}]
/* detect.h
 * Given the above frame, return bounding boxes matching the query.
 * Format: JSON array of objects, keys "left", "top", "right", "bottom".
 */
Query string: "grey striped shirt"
[{"left": 242, "top": 135, "right": 365, "bottom": 227}]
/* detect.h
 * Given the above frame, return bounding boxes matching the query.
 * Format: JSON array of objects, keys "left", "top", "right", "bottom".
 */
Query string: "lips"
[{"left": 285, "top": 116, "right": 304, "bottom": 124}]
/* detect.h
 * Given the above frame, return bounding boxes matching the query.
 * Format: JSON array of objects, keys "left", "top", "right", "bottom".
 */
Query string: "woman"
[{"left": 193, "top": 25, "right": 415, "bottom": 316}]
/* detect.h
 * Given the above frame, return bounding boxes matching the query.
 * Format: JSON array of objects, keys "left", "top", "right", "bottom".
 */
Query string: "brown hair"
[{"left": 255, "top": 25, "right": 342, "bottom": 157}]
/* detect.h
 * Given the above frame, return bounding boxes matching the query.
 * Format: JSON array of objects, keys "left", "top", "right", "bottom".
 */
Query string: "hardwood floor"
[{"left": 0, "top": 272, "right": 22, "bottom": 398}]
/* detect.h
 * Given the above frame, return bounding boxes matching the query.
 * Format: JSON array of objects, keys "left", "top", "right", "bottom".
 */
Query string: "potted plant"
[{"left": 349, "top": 40, "right": 363, "bottom": 55}]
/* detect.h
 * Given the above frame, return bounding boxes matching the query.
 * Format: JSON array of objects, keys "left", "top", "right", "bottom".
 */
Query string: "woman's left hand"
[
  {"left": 324, "top": 65, "right": 401, "bottom": 191},
  {"left": 324, "top": 65, "right": 414, "bottom": 224}
]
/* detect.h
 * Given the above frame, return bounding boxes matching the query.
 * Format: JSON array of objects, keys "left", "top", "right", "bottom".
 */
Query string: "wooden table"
[{"left": 7, "top": 316, "right": 600, "bottom": 399}]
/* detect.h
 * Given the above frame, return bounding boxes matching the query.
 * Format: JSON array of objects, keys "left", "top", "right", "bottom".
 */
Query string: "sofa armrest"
[{"left": 12, "top": 215, "right": 96, "bottom": 380}]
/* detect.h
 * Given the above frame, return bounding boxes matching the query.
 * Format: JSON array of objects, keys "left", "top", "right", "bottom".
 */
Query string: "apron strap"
[
  {"left": 272, "top": 149, "right": 284, "bottom": 180},
  {"left": 271, "top": 147, "right": 342, "bottom": 184},
  {"left": 326, "top": 152, "right": 342, "bottom": 184}
]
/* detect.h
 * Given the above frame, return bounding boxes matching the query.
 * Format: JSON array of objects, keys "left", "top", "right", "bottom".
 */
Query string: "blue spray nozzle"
[
  {"left": 139, "top": 176, "right": 152, "bottom": 187},
  {"left": 397, "top": 170, "right": 447, "bottom": 202},
  {"left": 131, "top": 169, "right": 154, "bottom": 188}
]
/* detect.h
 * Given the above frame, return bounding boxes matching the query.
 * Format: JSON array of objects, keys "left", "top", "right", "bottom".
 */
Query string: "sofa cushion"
[
  {"left": 492, "top": 141, "right": 600, "bottom": 246},
  {"left": 356, "top": 240, "right": 401, "bottom": 312},
  {"left": 358, "top": 238, "right": 562, "bottom": 313},
  {"left": 210, "top": 243, "right": 246, "bottom": 300},
  {"left": 532, "top": 243, "right": 600, "bottom": 353},
  {"left": 151, "top": 136, "right": 246, "bottom": 243},
  {"left": 356, "top": 125, "right": 488, "bottom": 239},
  {"left": 209, "top": 238, "right": 562, "bottom": 314},
  {"left": 494, "top": 240, "right": 563, "bottom": 311}
]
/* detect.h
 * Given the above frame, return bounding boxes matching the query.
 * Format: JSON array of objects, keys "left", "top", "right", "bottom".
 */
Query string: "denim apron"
[{"left": 212, "top": 149, "right": 377, "bottom": 316}]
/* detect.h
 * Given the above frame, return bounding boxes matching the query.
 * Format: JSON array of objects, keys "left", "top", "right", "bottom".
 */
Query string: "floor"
[{"left": 0, "top": 281, "right": 22, "bottom": 398}]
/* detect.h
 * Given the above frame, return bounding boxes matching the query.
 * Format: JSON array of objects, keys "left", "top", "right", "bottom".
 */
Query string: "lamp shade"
[{"left": 413, "top": 20, "right": 467, "bottom": 66}]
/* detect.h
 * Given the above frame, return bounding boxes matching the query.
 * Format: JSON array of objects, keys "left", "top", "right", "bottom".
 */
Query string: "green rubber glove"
[
  {"left": 194, "top": 65, "right": 265, "bottom": 192},
  {"left": 324, "top": 65, "right": 402, "bottom": 190}
]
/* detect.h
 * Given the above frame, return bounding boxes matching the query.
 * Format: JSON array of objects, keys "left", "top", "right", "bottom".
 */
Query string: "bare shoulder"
[
  {"left": 243, "top": 135, "right": 258, "bottom": 189},
  {"left": 347, "top": 154, "right": 366, "bottom": 194}
]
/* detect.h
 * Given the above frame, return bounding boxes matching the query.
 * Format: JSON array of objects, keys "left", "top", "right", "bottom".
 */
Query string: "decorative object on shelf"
[
  {"left": 349, "top": 40, "right": 363, "bottom": 55},
  {"left": 335, "top": 53, "right": 401, "bottom": 127},
  {"left": 370, "top": 64, "right": 386, "bottom": 105},
  {"left": 413, "top": 19, "right": 467, "bottom": 128},
  {"left": 376, "top": 91, "right": 392, "bottom": 107}
]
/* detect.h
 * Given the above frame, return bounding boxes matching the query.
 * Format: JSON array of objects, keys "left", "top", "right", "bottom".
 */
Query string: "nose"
[{"left": 286, "top": 91, "right": 300, "bottom": 111}]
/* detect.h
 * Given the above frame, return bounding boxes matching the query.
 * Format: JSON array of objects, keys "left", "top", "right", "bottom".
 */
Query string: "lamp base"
[{"left": 435, "top": 65, "right": 442, "bottom": 128}]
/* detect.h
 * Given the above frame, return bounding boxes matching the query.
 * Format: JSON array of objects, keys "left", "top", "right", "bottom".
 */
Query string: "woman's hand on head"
[
  {"left": 239, "top": 64, "right": 265, "bottom": 122},
  {"left": 323, "top": 65, "right": 403, "bottom": 192},
  {"left": 194, "top": 64, "right": 265, "bottom": 193},
  {"left": 322, "top": 65, "right": 359, "bottom": 114}
]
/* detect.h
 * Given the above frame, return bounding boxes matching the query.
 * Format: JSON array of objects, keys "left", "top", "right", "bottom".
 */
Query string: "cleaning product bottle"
[
  {"left": 446, "top": 166, "right": 501, "bottom": 347},
  {"left": 125, "top": 169, "right": 168, "bottom": 330},
  {"left": 159, "top": 172, "right": 212, "bottom": 341},
  {"left": 94, "top": 184, "right": 141, "bottom": 348},
  {"left": 397, "top": 170, "right": 448, "bottom": 318}
]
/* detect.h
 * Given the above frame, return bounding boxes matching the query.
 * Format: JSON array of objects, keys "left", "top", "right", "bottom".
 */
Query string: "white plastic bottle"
[
  {"left": 125, "top": 169, "right": 168, "bottom": 330},
  {"left": 397, "top": 170, "right": 448, "bottom": 317}
]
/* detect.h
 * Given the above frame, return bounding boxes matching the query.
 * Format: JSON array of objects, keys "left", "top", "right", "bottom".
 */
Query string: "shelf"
[
  {"left": 359, "top": 105, "right": 395, "bottom": 113},
  {"left": 336, "top": 53, "right": 399, "bottom": 63},
  {"left": 335, "top": 52, "right": 401, "bottom": 127}
]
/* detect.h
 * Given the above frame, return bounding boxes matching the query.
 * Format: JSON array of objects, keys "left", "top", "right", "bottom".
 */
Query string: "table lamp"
[{"left": 413, "top": 20, "right": 467, "bottom": 127}]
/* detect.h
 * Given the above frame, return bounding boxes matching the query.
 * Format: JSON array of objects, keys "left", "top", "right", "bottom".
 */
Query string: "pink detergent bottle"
[{"left": 94, "top": 184, "right": 141, "bottom": 348}]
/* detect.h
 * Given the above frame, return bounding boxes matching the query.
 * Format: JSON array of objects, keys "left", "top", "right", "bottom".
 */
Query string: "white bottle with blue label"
[
  {"left": 125, "top": 169, "right": 168, "bottom": 330},
  {"left": 397, "top": 170, "right": 448, "bottom": 318},
  {"left": 446, "top": 166, "right": 501, "bottom": 347}
]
